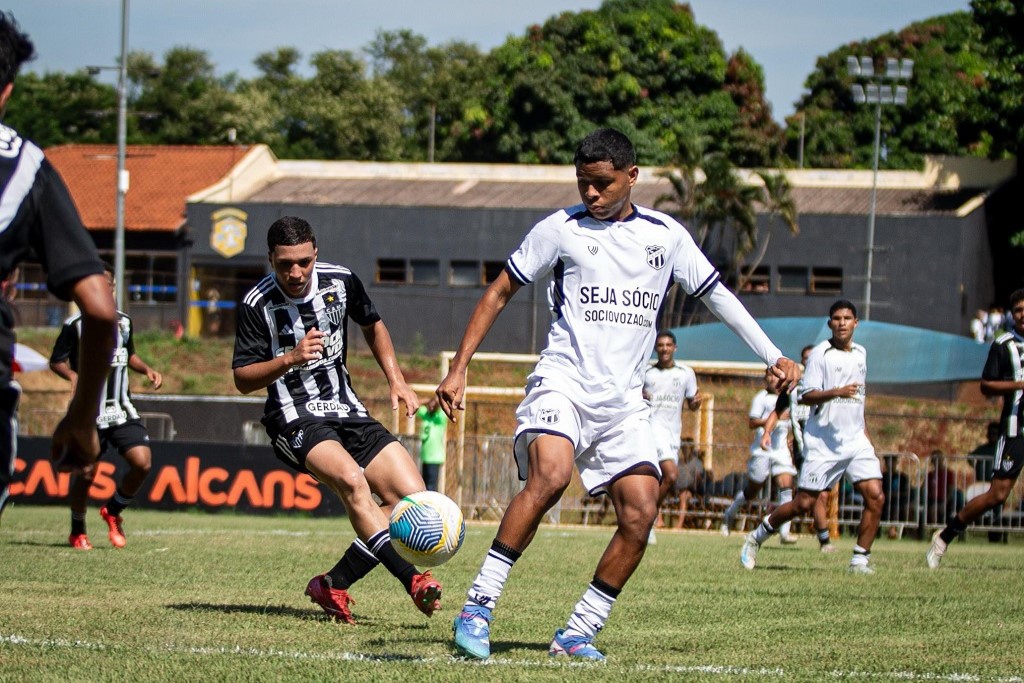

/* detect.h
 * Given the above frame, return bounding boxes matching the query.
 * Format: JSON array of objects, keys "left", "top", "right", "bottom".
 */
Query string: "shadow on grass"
[
  {"left": 491, "top": 640, "right": 550, "bottom": 655},
  {"left": 166, "top": 602, "right": 432, "bottom": 629},
  {"left": 6, "top": 539, "right": 89, "bottom": 549}
]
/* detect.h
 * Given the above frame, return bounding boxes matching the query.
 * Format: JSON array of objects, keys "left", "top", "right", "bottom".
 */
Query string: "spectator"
[
  {"left": 415, "top": 396, "right": 448, "bottom": 492},
  {"left": 926, "top": 450, "right": 959, "bottom": 525},
  {"left": 971, "top": 421, "right": 1000, "bottom": 483},
  {"left": 674, "top": 439, "right": 706, "bottom": 529},
  {"left": 970, "top": 309, "right": 987, "bottom": 343}
]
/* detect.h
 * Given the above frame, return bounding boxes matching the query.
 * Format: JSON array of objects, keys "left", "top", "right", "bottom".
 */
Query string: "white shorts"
[
  {"left": 797, "top": 432, "right": 882, "bottom": 491},
  {"left": 652, "top": 427, "right": 680, "bottom": 463},
  {"left": 513, "top": 386, "right": 659, "bottom": 495},
  {"left": 747, "top": 446, "right": 797, "bottom": 484}
]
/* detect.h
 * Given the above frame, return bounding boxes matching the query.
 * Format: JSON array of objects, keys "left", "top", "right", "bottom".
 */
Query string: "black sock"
[
  {"left": 816, "top": 528, "right": 831, "bottom": 546},
  {"left": 491, "top": 539, "right": 522, "bottom": 563},
  {"left": 71, "top": 511, "right": 87, "bottom": 536},
  {"left": 591, "top": 576, "right": 622, "bottom": 600},
  {"left": 104, "top": 488, "right": 134, "bottom": 517},
  {"left": 327, "top": 538, "right": 380, "bottom": 590},
  {"left": 365, "top": 529, "right": 418, "bottom": 593},
  {"left": 939, "top": 515, "right": 967, "bottom": 545}
]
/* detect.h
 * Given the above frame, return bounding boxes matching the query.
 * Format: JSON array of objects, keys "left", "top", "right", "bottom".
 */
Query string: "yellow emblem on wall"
[{"left": 210, "top": 208, "right": 249, "bottom": 258}]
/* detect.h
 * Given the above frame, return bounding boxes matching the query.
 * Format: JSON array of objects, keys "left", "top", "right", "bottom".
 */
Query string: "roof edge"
[{"left": 186, "top": 145, "right": 279, "bottom": 204}]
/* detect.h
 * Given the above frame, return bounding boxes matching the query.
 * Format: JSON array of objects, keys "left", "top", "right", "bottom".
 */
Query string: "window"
[
  {"left": 483, "top": 261, "right": 505, "bottom": 284},
  {"left": 449, "top": 261, "right": 481, "bottom": 287},
  {"left": 410, "top": 259, "right": 440, "bottom": 285},
  {"left": 738, "top": 265, "right": 770, "bottom": 294},
  {"left": 376, "top": 258, "right": 406, "bottom": 284},
  {"left": 811, "top": 267, "right": 843, "bottom": 295},
  {"left": 777, "top": 266, "right": 808, "bottom": 294},
  {"left": 123, "top": 254, "right": 178, "bottom": 303}
]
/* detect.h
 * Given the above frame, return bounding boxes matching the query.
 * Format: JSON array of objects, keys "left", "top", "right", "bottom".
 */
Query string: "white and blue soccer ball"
[{"left": 389, "top": 490, "right": 466, "bottom": 567}]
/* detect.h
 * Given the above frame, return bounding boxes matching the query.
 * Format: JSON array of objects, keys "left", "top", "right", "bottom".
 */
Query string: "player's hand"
[
  {"left": 835, "top": 383, "right": 861, "bottom": 398},
  {"left": 689, "top": 391, "right": 703, "bottom": 410},
  {"left": 147, "top": 368, "right": 163, "bottom": 390},
  {"left": 766, "top": 357, "right": 801, "bottom": 393},
  {"left": 436, "top": 371, "right": 467, "bottom": 422},
  {"left": 390, "top": 380, "right": 420, "bottom": 418},
  {"left": 288, "top": 328, "right": 326, "bottom": 366},
  {"left": 759, "top": 432, "right": 772, "bottom": 450},
  {"left": 51, "top": 414, "right": 100, "bottom": 473}
]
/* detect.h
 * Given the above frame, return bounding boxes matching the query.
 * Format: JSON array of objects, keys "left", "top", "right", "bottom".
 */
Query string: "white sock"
[
  {"left": 465, "top": 543, "right": 518, "bottom": 611},
  {"left": 778, "top": 488, "right": 793, "bottom": 537},
  {"left": 752, "top": 517, "right": 776, "bottom": 545},
  {"left": 564, "top": 581, "right": 618, "bottom": 640},
  {"left": 724, "top": 492, "right": 747, "bottom": 520},
  {"left": 851, "top": 545, "right": 870, "bottom": 566}
]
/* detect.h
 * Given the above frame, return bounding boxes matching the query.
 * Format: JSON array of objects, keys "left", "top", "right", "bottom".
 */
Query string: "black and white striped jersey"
[
  {"left": 50, "top": 311, "right": 140, "bottom": 429},
  {"left": 232, "top": 263, "right": 381, "bottom": 433},
  {"left": 0, "top": 123, "right": 105, "bottom": 385}
]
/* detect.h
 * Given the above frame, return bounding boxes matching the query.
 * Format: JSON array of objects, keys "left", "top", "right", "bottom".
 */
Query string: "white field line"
[{"left": 2, "top": 634, "right": 1021, "bottom": 681}]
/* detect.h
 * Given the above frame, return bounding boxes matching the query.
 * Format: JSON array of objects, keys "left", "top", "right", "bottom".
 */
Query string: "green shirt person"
[{"left": 416, "top": 397, "right": 448, "bottom": 491}]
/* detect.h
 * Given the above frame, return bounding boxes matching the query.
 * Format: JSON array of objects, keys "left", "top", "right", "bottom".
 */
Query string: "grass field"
[{"left": 2, "top": 506, "right": 1022, "bottom": 682}]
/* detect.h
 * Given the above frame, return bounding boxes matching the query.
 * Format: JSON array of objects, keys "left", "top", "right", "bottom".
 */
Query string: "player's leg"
[
  {"left": 100, "top": 422, "right": 153, "bottom": 548},
  {"left": 722, "top": 455, "right": 766, "bottom": 536},
  {"left": 68, "top": 466, "right": 95, "bottom": 550},
  {"left": 655, "top": 457, "right": 677, "bottom": 529},
  {"left": 928, "top": 474, "right": 1016, "bottom": 568},
  {"left": 0, "top": 381, "right": 20, "bottom": 526},
  {"left": 849, "top": 477, "right": 884, "bottom": 573},
  {"left": 675, "top": 486, "right": 691, "bottom": 529},
  {"left": 813, "top": 490, "right": 835, "bottom": 552},
  {"left": 773, "top": 472, "right": 797, "bottom": 543}
]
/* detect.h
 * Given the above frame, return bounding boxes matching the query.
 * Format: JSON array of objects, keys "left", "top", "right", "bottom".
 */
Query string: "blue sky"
[{"left": 7, "top": 1, "right": 970, "bottom": 123}]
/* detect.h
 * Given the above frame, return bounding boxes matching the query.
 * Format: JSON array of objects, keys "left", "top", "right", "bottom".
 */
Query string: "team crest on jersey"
[
  {"left": 290, "top": 429, "right": 304, "bottom": 449},
  {"left": 0, "top": 125, "right": 23, "bottom": 159},
  {"left": 538, "top": 408, "right": 560, "bottom": 425},
  {"left": 645, "top": 245, "right": 666, "bottom": 270},
  {"left": 588, "top": 245, "right": 599, "bottom": 255},
  {"left": 321, "top": 292, "right": 344, "bottom": 326},
  {"left": 210, "top": 208, "right": 249, "bottom": 258}
]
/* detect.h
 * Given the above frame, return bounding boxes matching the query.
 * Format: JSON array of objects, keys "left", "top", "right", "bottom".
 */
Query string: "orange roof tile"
[{"left": 45, "top": 144, "right": 250, "bottom": 232}]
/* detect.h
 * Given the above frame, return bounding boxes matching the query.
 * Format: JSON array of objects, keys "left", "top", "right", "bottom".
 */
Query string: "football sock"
[
  {"left": 104, "top": 489, "right": 134, "bottom": 517},
  {"left": 71, "top": 511, "right": 87, "bottom": 536},
  {"left": 751, "top": 517, "right": 776, "bottom": 545},
  {"left": 724, "top": 492, "right": 746, "bottom": 518},
  {"left": 816, "top": 527, "right": 831, "bottom": 547},
  {"left": 365, "top": 529, "right": 417, "bottom": 593},
  {"left": 327, "top": 538, "right": 380, "bottom": 590},
  {"left": 778, "top": 488, "right": 793, "bottom": 537},
  {"left": 850, "top": 545, "right": 870, "bottom": 566},
  {"left": 939, "top": 515, "right": 967, "bottom": 545},
  {"left": 564, "top": 577, "right": 620, "bottom": 640},
  {"left": 465, "top": 539, "right": 521, "bottom": 611}
]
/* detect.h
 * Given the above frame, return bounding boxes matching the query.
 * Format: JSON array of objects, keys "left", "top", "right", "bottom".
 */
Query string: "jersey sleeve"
[
  {"left": 49, "top": 319, "right": 80, "bottom": 366},
  {"left": 799, "top": 347, "right": 826, "bottom": 399},
  {"left": 232, "top": 301, "right": 272, "bottom": 369},
  {"left": 683, "top": 368, "right": 698, "bottom": 399},
  {"left": 749, "top": 391, "right": 766, "bottom": 419},
  {"left": 505, "top": 215, "right": 562, "bottom": 286},
  {"left": 124, "top": 317, "right": 137, "bottom": 358},
  {"left": 346, "top": 272, "right": 381, "bottom": 326},
  {"left": 981, "top": 341, "right": 1007, "bottom": 382},
  {"left": 669, "top": 225, "right": 720, "bottom": 297},
  {"left": 774, "top": 391, "right": 792, "bottom": 413},
  {"left": 26, "top": 159, "right": 106, "bottom": 300}
]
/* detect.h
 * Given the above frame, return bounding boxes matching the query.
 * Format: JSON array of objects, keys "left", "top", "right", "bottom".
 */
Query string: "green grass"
[{"left": 2, "top": 506, "right": 1022, "bottom": 682}]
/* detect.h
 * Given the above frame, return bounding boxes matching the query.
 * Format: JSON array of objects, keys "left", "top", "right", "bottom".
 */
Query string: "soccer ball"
[{"left": 389, "top": 491, "right": 465, "bottom": 568}]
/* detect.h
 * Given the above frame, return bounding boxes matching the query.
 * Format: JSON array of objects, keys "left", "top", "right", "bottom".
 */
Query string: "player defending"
[
  {"left": 720, "top": 376, "right": 798, "bottom": 543},
  {"left": 232, "top": 216, "right": 441, "bottom": 623},
  {"left": 0, "top": 12, "right": 116, "bottom": 524},
  {"left": 741, "top": 300, "right": 884, "bottom": 574},
  {"left": 439, "top": 128, "right": 799, "bottom": 660},
  {"left": 927, "top": 289, "right": 1024, "bottom": 568},
  {"left": 50, "top": 264, "right": 162, "bottom": 549},
  {"left": 643, "top": 330, "right": 702, "bottom": 542}
]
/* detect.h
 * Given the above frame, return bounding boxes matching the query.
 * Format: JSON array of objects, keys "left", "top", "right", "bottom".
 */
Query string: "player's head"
[
  {"left": 574, "top": 128, "right": 638, "bottom": 222},
  {"left": 267, "top": 216, "right": 318, "bottom": 298},
  {"left": 0, "top": 13, "right": 34, "bottom": 104},
  {"left": 827, "top": 299, "right": 858, "bottom": 347},
  {"left": 654, "top": 329, "right": 677, "bottom": 366},
  {"left": 1008, "top": 289, "right": 1024, "bottom": 334},
  {"left": 800, "top": 344, "right": 814, "bottom": 366}
]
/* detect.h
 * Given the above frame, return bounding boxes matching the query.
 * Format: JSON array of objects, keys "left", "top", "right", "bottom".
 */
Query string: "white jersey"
[
  {"left": 800, "top": 339, "right": 869, "bottom": 446},
  {"left": 644, "top": 363, "right": 697, "bottom": 449},
  {"left": 749, "top": 389, "right": 789, "bottom": 452},
  {"left": 506, "top": 203, "right": 782, "bottom": 407}
]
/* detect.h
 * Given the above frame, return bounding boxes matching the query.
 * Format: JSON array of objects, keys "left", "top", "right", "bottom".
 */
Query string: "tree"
[
  {"left": 735, "top": 171, "right": 799, "bottom": 292},
  {"left": 970, "top": 0, "right": 1024, "bottom": 159},
  {"left": 4, "top": 71, "right": 116, "bottom": 147}
]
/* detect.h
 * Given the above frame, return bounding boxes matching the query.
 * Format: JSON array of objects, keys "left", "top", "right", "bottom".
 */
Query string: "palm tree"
[{"left": 735, "top": 170, "right": 799, "bottom": 292}]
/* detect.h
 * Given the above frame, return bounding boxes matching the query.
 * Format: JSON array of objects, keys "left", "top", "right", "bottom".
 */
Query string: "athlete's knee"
[
  {"left": 128, "top": 448, "right": 152, "bottom": 475},
  {"left": 523, "top": 475, "right": 570, "bottom": 509}
]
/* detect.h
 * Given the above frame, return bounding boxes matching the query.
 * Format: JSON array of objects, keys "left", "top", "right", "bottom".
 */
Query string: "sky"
[{"left": 7, "top": 0, "right": 971, "bottom": 124}]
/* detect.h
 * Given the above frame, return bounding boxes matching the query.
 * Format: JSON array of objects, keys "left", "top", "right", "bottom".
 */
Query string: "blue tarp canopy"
[{"left": 671, "top": 317, "right": 990, "bottom": 384}]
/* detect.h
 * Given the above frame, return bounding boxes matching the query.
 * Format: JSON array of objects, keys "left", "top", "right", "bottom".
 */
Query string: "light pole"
[{"left": 847, "top": 55, "right": 912, "bottom": 321}]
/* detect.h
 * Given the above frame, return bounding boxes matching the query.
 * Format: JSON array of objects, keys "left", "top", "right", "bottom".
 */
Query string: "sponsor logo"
[
  {"left": 96, "top": 407, "right": 128, "bottom": 426},
  {"left": 210, "top": 208, "right": 249, "bottom": 259},
  {"left": 538, "top": 408, "right": 560, "bottom": 425},
  {"left": 305, "top": 400, "right": 350, "bottom": 415},
  {"left": 645, "top": 245, "right": 666, "bottom": 270},
  {"left": 587, "top": 245, "right": 599, "bottom": 255}
]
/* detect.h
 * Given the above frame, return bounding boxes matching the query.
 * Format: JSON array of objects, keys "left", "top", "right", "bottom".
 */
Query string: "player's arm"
[
  {"left": 436, "top": 269, "right": 522, "bottom": 421},
  {"left": 233, "top": 328, "right": 324, "bottom": 394},
  {"left": 128, "top": 354, "right": 162, "bottom": 389},
  {"left": 981, "top": 378, "right": 1024, "bottom": 396},
  {"left": 361, "top": 319, "right": 418, "bottom": 418},
  {"left": 685, "top": 391, "right": 702, "bottom": 411},
  {"left": 800, "top": 384, "right": 860, "bottom": 405}
]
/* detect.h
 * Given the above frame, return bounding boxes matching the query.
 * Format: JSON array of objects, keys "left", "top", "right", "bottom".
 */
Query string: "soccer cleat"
[
  {"left": 304, "top": 574, "right": 356, "bottom": 624},
  {"left": 68, "top": 533, "right": 93, "bottom": 550},
  {"left": 848, "top": 563, "right": 875, "bottom": 575},
  {"left": 780, "top": 534, "right": 798, "bottom": 545},
  {"left": 820, "top": 543, "right": 838, "bottom": 554},
  {"left": 926, "top": 530, "right": 947, "bottom": 569},
  {"left": 740, "top": 532, "right": 760, "bottom": 570},
  {"left": 453, "top": 604, "right": 492, "bottom": 659},
  {"left": 549, "top": 628, "right": 606, "bottom": 661},
  {"left": 720, "top": 509, "right": 735, "bottom": 537},
  {"left": 647, "top": 528, "right": 657, "bottom": 545},
  {"left": 410, "top": 571, "right": 442, "bottom": 617},
  {"left": 99, "top": 506, "right": 126, "bottom": 548}
]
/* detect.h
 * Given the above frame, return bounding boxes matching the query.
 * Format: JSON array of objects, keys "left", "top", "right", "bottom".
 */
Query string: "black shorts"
[
  {"left": 268, "top": 417, "right": 398, "bottom": 475},
  {"left": 993, "top": 435, "right": 1024, "bottom": 480},
  {"left": 98, "top": 419, "right": 151, "bottom": 457}
]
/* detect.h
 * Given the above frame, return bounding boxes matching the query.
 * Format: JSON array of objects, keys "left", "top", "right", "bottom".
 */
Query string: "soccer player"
[
  {"left": 759, "top": 344, "right": 837, "bottom": 552},
  {"left": 741, "top": 300, "right": 884, "bottom": 574},
  {"left": 720, "top": 376, "right": 798, "bottom": 543},
  {"left": 927, "top": 289, "right": 1024, "bottom": 568},
  {"left": 439, "top": 128, "right": 799, "bottom": 660},
  {"left": 50, "top": 264, "right": 161, "bottom": 550},
  {"left": 232, "top": 216, "right": 441, "bottom": 623},
  {"left": 0, "top": 12, "right": 116, "bottom": 524},
  {"left": 642, "top": 330, "right": 702, "bottom": 542}
]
